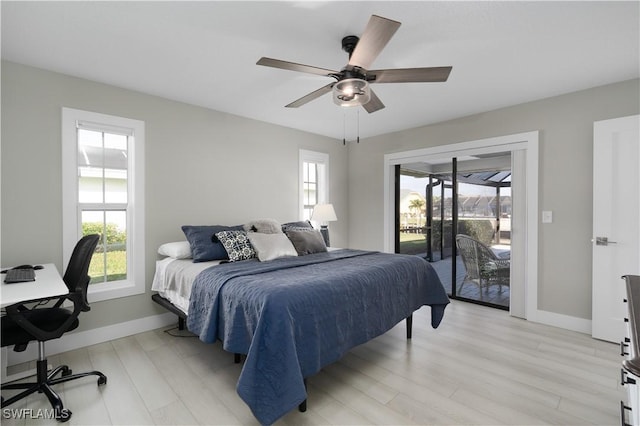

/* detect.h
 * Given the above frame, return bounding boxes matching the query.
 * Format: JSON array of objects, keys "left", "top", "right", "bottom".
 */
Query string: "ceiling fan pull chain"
[
  {"left": 343, "top": 112, "right": 346, "bottom": 145},
  {"left": 357, "top": 109, "right": 360, "bottom": 143}
]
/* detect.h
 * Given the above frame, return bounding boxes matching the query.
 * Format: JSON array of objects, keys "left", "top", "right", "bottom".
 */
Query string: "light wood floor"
[{"left": 2, "top": 301, "right": 624, "bottom": 425}]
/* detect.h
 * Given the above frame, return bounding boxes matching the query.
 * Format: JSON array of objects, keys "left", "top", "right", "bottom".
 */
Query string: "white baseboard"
[
  {"left": 7, "top": 312, "right": 178, "bottom": 366},
  {"left": 4, "top": 308, "right": 593, "bottom": 366},
  {"left": 531, "top": 309, "right": 592, "bottom": 335}
]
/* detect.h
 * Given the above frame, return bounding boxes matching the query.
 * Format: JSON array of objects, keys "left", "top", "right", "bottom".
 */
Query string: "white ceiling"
[{"left": 2, "top": 1, "right": 638, "bottom": 140}]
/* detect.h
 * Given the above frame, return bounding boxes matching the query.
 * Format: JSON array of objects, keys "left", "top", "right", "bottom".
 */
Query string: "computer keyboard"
[{"left": 4, "top": 268, "right": 36, "bottom": 284}]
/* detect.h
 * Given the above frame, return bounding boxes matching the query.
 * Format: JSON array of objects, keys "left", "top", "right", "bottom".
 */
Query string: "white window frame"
[
  {"left": 299, "top": 149, "right": 329, "bottom": 222},
  {"left": 62, "top": 107, "right": 145, "bottom": 302}
]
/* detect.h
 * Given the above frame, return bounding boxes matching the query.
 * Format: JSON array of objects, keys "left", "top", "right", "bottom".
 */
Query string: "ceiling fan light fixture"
[{"left": 332, "top": 78, "right": 371, "bottom": 107}]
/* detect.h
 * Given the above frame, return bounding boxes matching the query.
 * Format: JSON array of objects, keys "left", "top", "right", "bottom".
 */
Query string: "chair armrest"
[{"left": 5, "top": 293, "right": 84, "bottom": 342}]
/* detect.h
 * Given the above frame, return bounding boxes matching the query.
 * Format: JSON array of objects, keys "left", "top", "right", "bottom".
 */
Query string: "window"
[
  {"left": 299, "top": 150, "right": 329, "bottom": 221},
  {"left": 62, "top": 108, "right": 145, "bottom": 302}
]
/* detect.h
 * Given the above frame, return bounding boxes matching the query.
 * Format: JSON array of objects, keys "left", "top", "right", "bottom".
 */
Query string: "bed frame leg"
[
  {"left": 234, "top": 353, "right": 241, "bottom": 364},
  {"left": 178, "top": 317, "right": 185, "bottom": 331},
  {"left": 406, "top": 314, "right": 413, "bottom": 339},
  {"left": 298, "top": 378, "right": 307, "bottom": 412}
]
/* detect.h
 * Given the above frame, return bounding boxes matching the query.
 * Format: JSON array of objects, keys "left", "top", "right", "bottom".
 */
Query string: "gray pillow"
[
  {"left": 285, "top": 229, "right": 327, "bottom": 255},
  {"left": 281, "top": 220, "right": 313, "bottom": 233}
]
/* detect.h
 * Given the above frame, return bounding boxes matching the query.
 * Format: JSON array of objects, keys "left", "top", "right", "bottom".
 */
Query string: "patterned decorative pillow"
[{"left": 215, "top": 230, "right": 256, "bottom": 262}]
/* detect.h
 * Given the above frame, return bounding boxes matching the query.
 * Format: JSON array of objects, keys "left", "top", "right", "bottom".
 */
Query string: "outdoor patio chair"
[{"left": 455, "top": 234, "right": 510, "bottom": 297}]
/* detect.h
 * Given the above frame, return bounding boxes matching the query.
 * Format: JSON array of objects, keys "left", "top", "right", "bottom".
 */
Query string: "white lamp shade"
[{"left": 311, "top": 204, "right": 337, "bottom": 222}]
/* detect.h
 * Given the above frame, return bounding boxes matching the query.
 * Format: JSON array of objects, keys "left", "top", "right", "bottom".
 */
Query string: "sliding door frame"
[{"left": 383, "top": 131, "right": 539, "bottom": 320}]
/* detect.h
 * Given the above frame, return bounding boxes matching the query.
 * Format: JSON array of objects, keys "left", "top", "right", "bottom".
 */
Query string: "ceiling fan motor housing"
[{"left": 340, "top": 66, "right": 367, "bottom": 81}]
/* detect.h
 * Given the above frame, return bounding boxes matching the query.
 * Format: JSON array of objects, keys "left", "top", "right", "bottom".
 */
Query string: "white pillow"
[
  {"left": 247, "top": 232, "right": 298, "bottom": 261},
  {"left": 158, "top": 241, "right": 192, "bottom": 259}
]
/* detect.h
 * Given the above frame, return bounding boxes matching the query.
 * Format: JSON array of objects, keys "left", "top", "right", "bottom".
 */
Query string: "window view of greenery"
[
  {"left": 77, "top": 128, "right": 128, "bottom": 284},
  {"left": 83, "top": 221, "right": 127, "bottom": 284}
]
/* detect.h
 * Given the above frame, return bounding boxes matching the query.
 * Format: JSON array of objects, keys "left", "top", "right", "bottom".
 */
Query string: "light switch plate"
[{"left": 542, "top": 210, "right": 553, "bottom": 223}]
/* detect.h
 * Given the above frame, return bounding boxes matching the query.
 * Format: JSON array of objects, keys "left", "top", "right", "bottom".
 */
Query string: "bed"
[{"left": 151, "top": 246, "right": 449, "bottom": 424}]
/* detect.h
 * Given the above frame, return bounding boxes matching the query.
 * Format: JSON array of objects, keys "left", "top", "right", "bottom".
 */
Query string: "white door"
[{"left": 592, "top": 115, "right": 640, "bottom": 343}]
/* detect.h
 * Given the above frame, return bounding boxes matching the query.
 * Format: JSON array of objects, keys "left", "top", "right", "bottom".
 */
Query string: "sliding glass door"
[{"left": 396, "top": 154, "right": 512, "bottom": 310}]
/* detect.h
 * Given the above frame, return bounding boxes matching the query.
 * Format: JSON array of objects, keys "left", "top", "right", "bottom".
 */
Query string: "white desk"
[
  {"left": 1, "top": 264, "right": 68, "bottom": 382},
  {"left": 1, "top": 264, "right": 68, "bottom": 308}
]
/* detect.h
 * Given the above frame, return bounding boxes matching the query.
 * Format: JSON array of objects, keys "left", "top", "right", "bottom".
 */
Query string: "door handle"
[{"left": 592, "top": 237, "right": 618, "bottom": 246}]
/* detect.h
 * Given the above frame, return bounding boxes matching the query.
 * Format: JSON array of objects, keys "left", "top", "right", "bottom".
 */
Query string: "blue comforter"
[{"left": 187, "top": 249, "right": 449, "bottom": 425}]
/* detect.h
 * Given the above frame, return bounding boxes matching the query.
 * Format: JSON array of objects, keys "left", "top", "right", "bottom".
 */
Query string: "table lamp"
[{"left": 311, "top": 204, "right": 337, "bottom": 247}]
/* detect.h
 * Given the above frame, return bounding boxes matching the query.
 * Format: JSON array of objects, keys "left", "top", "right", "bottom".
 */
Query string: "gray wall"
[
  {"left": 347, "top": 78, "right": 640, "bottom": 320},
  {"left": 3, "top": 59, "right": 639, "bottom": 327},
  {"left": 1, "top": 60, "right": 347, "bottom": 332}
]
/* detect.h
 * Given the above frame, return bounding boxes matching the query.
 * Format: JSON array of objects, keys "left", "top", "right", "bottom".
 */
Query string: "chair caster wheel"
[
  {"left": 56, "top": 408, "right": 72, "bottom": 422},
  {"left": 61, "top": 367, "right": 72, "bottom": 377},
  {"left": 98, "top": 376, "right": 107, "bottom": 386}
]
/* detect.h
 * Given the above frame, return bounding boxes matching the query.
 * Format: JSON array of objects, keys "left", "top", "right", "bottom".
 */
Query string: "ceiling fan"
[{"left": 256, "top": 14, "right": 452, "bottom": 113}]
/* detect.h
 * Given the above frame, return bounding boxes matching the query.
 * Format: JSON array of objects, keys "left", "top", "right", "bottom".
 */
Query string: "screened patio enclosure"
[
  {"left": 423, "top": 169, "right": 512, "bottom": 262},
  {"left": 396, "top": 154, "right": 512, "bottom": 309}
]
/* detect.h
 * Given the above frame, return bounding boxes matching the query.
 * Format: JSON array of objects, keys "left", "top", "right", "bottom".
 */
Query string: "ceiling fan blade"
[
  {"left": 369, "top": 66, "right": 453, "bottom": 83},
  {"left": 285, "top": 83, "right": 334, "bottom": 108},
  {"left": 367, "top": 67, "right": 452, "bottom": 83},
  {"left": 348, "top": 15, "right": 401, "bottom": 70},
  {"left": 257, "top": 57, "right": 338, "bottom": 77},
  {"left": 363, "top": 89, "right": 385, "bottom": 113}
]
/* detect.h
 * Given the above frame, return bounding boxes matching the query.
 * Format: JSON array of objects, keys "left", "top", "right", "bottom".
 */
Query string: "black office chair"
[{"left": 1, "top": 234, "right": 107, "bottom": 422}]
